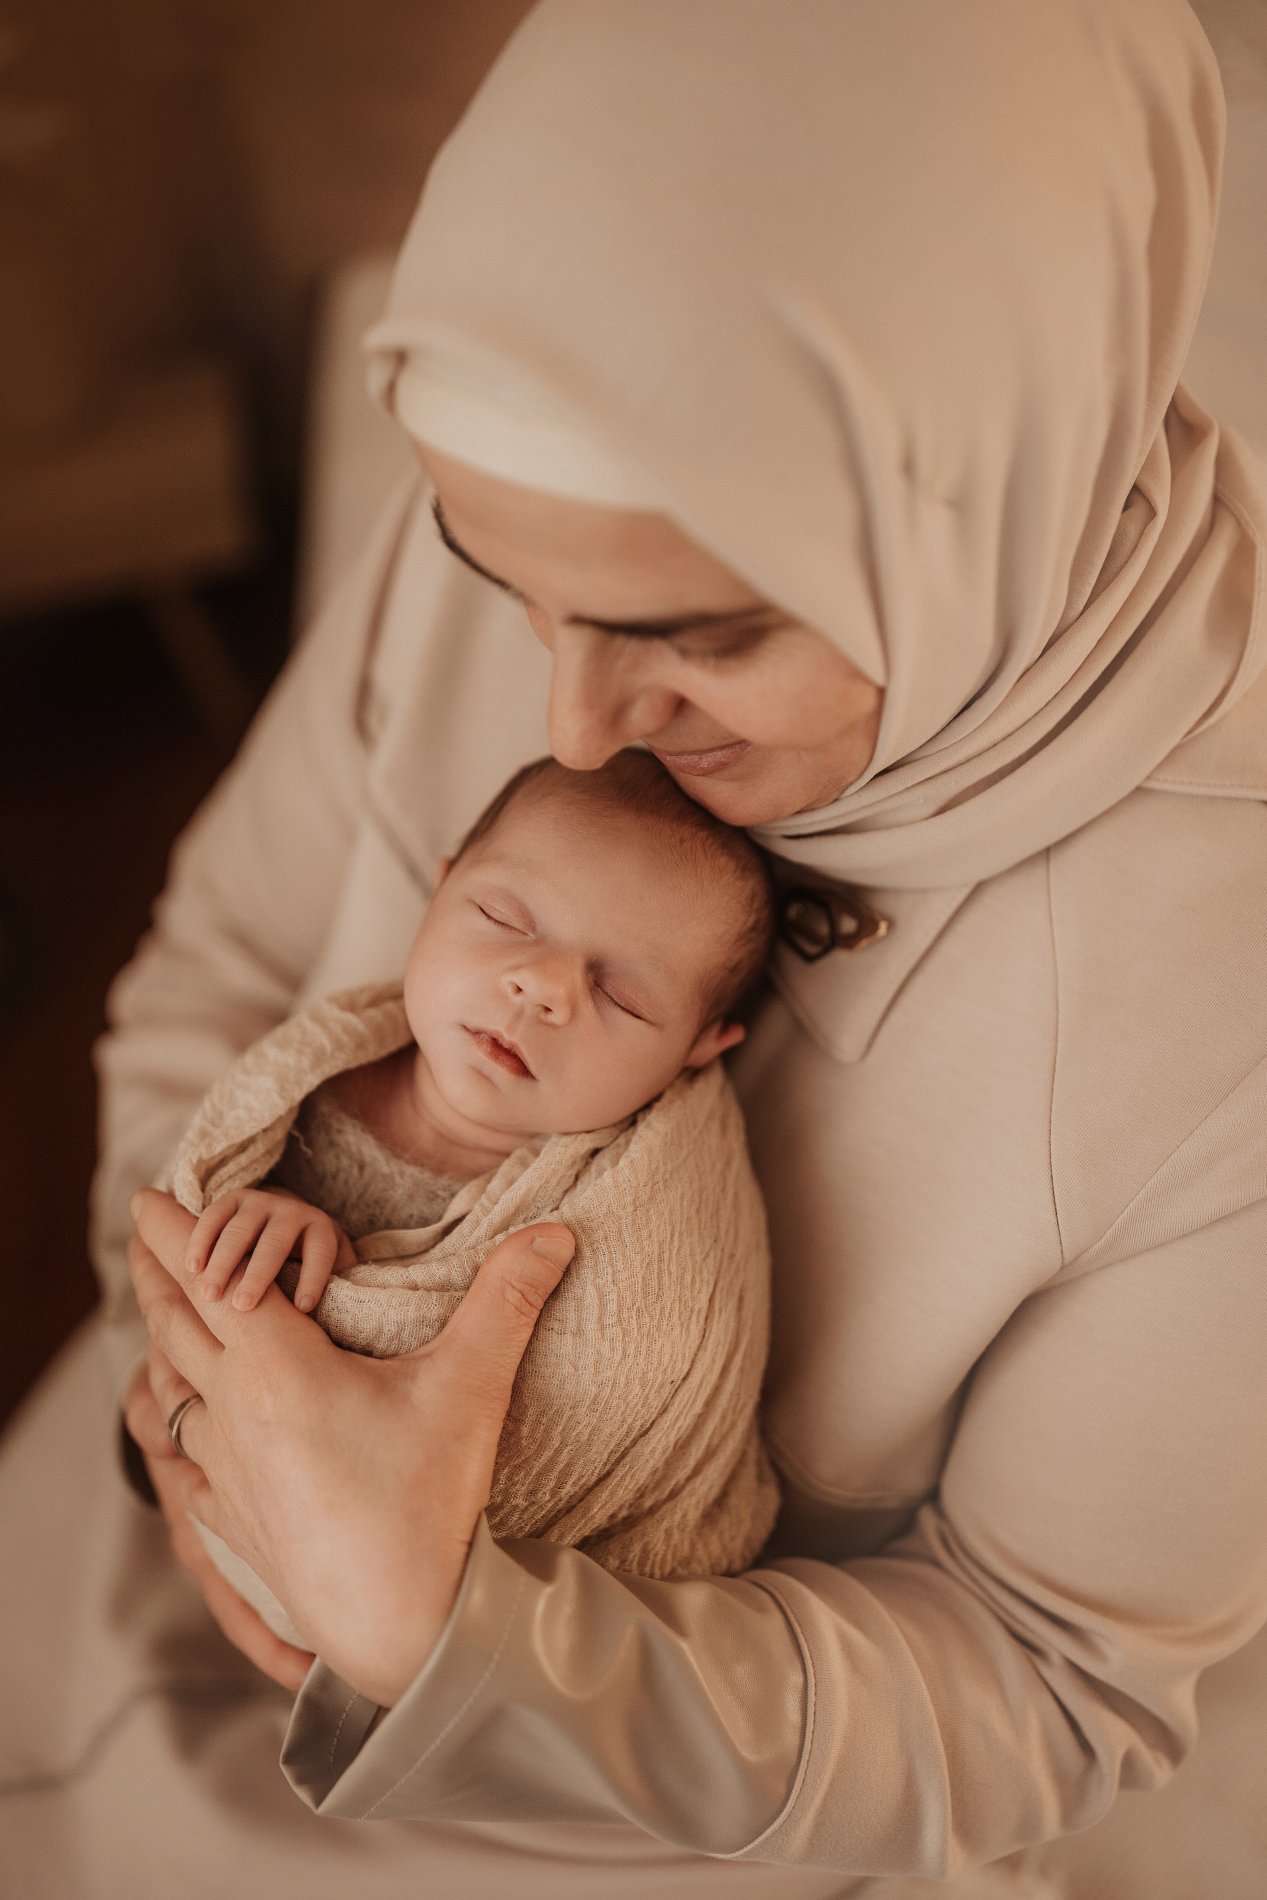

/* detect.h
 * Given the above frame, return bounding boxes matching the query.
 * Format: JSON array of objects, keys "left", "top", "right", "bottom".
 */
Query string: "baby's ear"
[{"left": 685, "top": 1018, "right": 746, "bottom": 1069}]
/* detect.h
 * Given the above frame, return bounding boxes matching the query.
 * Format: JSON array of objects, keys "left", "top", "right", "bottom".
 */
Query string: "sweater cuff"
[
  {"left": 280, "top": 1514, "right": 517, "bottom": 1813},
  {"left": 280, "top": 1513, "right": 806, "bottom": 1849}
]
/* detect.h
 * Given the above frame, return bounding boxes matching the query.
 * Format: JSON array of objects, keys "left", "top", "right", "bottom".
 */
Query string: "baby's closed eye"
[{"left": 474, "top": 902, "right": 531, "bottom": 934}]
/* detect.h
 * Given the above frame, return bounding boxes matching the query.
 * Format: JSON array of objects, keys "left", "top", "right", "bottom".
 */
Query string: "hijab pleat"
[{"left": 367, "top": 0, "right": 1266, "bottom": 891}]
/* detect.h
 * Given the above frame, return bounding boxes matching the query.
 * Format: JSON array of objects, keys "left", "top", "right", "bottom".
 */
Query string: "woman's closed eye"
[{"left": 670, "top": 625, "right": 778, "bottom": 666}]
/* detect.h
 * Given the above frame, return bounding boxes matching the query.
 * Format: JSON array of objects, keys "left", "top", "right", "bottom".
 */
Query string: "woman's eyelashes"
[{"left": 672, "top": 625, "right": 778, "bottom": 666}]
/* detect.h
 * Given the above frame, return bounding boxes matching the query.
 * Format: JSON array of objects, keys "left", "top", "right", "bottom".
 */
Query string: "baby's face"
[{"left": 402, "top": 791, "right": 743, "bottom": 1141}]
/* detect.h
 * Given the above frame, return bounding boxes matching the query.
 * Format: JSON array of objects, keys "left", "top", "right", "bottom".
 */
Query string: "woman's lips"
[
  {"left": 649, "top": 739, "right": 751, "bottom": 778},
  {"left": 466, "top": 1027, "right": 534, "bottom": 1078}
]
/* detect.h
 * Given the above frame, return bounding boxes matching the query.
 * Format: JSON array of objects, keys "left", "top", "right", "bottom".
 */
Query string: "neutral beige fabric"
[
  {"left": 275, "top": 1088, "right": 463, "bottom": 1235},
  {"left": 4, "top": 1, "right": 1267, "bottom": 1896},
  {"left": 2, "top": 470, "right": 1258, "bottom": 1898},
  {"left": 368, "top": 0, "right": 1264, "bottom": 894},
  {"left": 391, "top": 352, "right": 670, "bottom": 506},
  {"left": 167, "top": 980, "right": 779, "bottom": 1618}
]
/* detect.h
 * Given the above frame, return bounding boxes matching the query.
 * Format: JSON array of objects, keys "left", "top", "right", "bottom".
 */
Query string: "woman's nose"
[
  {"left": 546, "top": 626, "right": 681, "bottom": 770},
  {"left": 502, "top": 952, "right": 575, "bottom": 1022}
]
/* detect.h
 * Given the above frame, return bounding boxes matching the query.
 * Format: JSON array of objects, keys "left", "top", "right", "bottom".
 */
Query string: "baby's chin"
[{"left": 434, "top": 1051, "right": 681, "bottom": 1141}]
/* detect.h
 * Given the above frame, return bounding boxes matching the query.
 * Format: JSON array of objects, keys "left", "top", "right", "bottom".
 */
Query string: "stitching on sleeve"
[
  {"left": 721, "top": 1576, "right": 817, "bottom": 1859},
  {"left": 358, "top": 1567, "right": 528, "bottom": 1819},
  {"left": 329, "top": 1692, "right": 362, "bottom": 1771}
]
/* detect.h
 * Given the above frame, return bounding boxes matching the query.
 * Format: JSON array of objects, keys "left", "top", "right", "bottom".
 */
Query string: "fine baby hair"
[{"left": 451, "top": 747, "right": 779, "bottom": 1025}]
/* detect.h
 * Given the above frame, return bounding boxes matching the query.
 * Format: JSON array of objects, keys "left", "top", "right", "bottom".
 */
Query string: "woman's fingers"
[
  {"left": 143, "top": 1421, "right": 314, "bottom": 1691},
  {"left": 128, "top": 1232, "right": 225, "bottom": 1394},
  {"left": 195, "top": 1557, "right": 315, "bottom": 1691},
  {"left": 124, "top": 1212, "right": 572, "bottom": 1708},
  {"left": 435, "top": 1222, "right": 574, "bottom": 1418},
  {"left": 123, "top": 1358, "right": 172, "bottom": 1463},
  {"left": 132, "top": 1187, "right": 199, "bottom": 1275},
  {"left": 143, "top": 1339, "right": 207, "bottom": 1454}
]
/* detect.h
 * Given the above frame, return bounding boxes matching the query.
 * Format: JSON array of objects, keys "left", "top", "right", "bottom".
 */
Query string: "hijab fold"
[{"left": 366, "top": 0, "right": 1266, "bottom": 892}]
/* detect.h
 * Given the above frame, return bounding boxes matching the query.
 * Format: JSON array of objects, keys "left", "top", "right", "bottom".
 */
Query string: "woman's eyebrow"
[{"left": 431, "top": 497, "right": 779, "bottom": 640}]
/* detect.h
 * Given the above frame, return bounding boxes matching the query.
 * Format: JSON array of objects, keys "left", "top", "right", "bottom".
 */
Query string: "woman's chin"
[{"left": 664, "top": 769, "right": 791, "bottom": 828}]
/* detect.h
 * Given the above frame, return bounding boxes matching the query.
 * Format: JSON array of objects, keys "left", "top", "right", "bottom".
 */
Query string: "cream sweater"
[{"left": 53, "top": 482, "right": 1261, "bottom": 1899}]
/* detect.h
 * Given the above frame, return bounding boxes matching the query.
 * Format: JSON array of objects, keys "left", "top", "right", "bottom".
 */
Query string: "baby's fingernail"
[
  {"left": 530, "top": 1232, "right": 575, "bottom": 1268},
  {"left": 232, "top": 1290, "right": 252, "bottom": 1311},
  {"left": 296, "top": 1292, "right": 314, "bottom": 1311}
]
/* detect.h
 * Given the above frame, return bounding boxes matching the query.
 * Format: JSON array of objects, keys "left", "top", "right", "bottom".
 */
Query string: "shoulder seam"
[{"left": 1062, "top": 1050, "right": 1267, "bottom": 1278}]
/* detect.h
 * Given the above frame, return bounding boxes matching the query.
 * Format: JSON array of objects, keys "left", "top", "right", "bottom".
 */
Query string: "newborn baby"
[
  {"left": 184, "top": 749, "right": 768, "bottom": 1313},
  {"left": 168, "top": 749, "right": 781, "bottom": 1633}
]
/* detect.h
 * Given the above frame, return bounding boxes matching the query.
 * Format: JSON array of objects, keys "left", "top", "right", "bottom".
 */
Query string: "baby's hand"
[{"left": 182, "top": 1188, "right": 356, "bottom": 1313}]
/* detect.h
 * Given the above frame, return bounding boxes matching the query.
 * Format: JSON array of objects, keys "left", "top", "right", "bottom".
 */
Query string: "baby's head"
[{"left": 403, "top": 750, "right": 776, "bottom": 1141}]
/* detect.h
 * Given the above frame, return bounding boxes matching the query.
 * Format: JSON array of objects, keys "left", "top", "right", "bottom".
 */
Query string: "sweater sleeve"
[
  {"left": 281, "top": 1156, "right": 1267, "bottom": 1876},
  {"left": 90, "top": 481, "right": 421, "bottom": 1392}
]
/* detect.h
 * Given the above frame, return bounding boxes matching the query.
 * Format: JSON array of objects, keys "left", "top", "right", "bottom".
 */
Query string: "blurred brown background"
[
  {"left": 0, "top": 0, "right": 531, "bottom": 1425},
  {"left": 0, "top": 0, "right": 1264, "bottom": 1427}
]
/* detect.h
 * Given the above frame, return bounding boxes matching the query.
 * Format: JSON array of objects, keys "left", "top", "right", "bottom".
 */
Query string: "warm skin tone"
[
  {"left": 422, "top": 447, "right": 883, "bottom": 827},
  {"left": 128, "top": 460, "right": 884, "bottom": 1702},
  {"left": 180, "top": 789, "right": 744, "bottom": 1312},
  {"left": 395, "top": 793, "right": 744, "bottom": 1163}
]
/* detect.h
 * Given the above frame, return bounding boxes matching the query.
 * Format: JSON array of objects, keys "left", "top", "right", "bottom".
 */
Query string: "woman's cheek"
[{"left": 701, "top": 667, "right": 857, "bottom": 748}]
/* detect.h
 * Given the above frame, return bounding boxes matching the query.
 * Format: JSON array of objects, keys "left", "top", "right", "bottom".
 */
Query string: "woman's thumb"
[{"left": 441, "top": 1224, "right": 575, "bottom": 1414}]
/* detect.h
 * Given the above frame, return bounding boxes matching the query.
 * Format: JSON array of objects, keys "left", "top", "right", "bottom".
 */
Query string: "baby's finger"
[
  {"left": 232, "top": 1220, "right": 306, "bottom": 1311},
  {"left": 291, "top": 1223, "right": 341, "bottom": 1314},
  {"left": 201, "top": 1206, "right": 271, "bottom": 1299},
  {"left": 184, "top": 1196, "right": 243, "bottom": 1277}
]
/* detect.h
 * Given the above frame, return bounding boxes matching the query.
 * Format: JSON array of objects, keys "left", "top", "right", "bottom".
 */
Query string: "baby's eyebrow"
[{"left": 431, "top": 497, "right": 779, "bottom": 640}]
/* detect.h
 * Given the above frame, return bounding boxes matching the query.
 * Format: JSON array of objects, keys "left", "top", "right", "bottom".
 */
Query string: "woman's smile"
[
  {"left": 417, "top": 445, "right": 884, "bottom": 826},
  {"left": 647, "top": 738, "right": 752, "bottom": 777}
]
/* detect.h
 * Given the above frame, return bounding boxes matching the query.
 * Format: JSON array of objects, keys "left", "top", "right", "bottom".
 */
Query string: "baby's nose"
[{"left": 504, "top": 956, "right": 574, "bottom": 1020}]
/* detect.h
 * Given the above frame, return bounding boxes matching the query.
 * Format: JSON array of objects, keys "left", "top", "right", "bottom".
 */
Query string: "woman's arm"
[
  {"left": 274, "top": 1160, "right": 1267, "bottom": 1875},
  {"left": 91, "top": 482, "right": 420, "bottom": 1390}
]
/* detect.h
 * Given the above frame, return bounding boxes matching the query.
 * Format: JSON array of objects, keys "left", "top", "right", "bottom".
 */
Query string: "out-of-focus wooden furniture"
[{"left": 0, "top": 356, "right": 258, "bottom": 745}]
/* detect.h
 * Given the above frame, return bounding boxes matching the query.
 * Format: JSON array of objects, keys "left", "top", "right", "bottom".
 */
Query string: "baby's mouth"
[{"left": 465, "top": 1026, "right": 534, "bottom": 1079}]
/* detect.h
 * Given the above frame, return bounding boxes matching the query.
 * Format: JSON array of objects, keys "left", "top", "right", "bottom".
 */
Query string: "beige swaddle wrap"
[{"left": 167, "top": 983, "right": 779, "bottom": 1643}]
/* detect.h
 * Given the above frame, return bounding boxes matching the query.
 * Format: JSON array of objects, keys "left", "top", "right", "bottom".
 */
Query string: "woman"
[{"left": 5, "top": 2, "right": 1266, "bottom": 1894}]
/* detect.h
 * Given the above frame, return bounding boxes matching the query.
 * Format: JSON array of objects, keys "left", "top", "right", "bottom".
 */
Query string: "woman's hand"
[
  {"left": 123, "top": 1358, "right": 316, "bottom": 1691},
  {"left": 127, "top": 1188, "right": 574, "bottom": 1708}
]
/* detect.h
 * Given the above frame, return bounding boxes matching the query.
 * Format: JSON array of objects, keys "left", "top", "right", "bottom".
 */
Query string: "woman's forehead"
[{"left": 418, "top": 443, "right": 767, "bottom": 621}]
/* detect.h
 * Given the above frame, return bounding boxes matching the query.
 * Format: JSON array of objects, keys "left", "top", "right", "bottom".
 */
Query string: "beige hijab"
[{"left": 366, "top": 0, "right": 1266, "bottom": 891}]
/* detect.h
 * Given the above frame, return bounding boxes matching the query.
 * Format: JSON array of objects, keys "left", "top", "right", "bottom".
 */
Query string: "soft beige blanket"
[{"left": 167, "top": 984, "right": 779, "bottom": 1636}]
